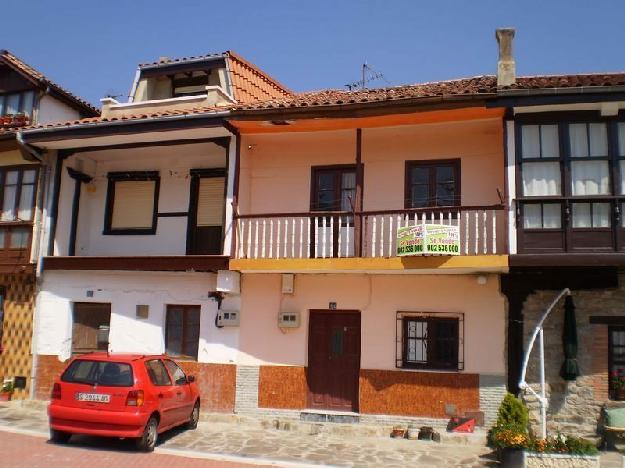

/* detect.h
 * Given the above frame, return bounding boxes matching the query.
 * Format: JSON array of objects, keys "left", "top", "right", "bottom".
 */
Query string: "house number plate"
[{"left": 76, "top": 392, "right": 110, "bottom": 403}]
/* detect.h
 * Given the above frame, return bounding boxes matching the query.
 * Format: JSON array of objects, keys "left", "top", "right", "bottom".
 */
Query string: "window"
[
  {"left": 61, "top": 360, "right": 133, "bottom": 387},
  {"left": 164, "top": 359, "right": 188, "bottom": 385},
  {"left": 0, "top": 91, "right": 35, "bottom": 119},
  {"left": 396, "top": 312, "right": 463, "bottom": 371},
  {"left": 518, "top": 120, "right": 625, "bottom": 245},
  {"left": 405, "top": 160, "right": 460, "bottom": 208},
  {"left": 610, "top": 326, "right": 625, "bottom": 399},
  {"left": 104, "top": 172, "right": 159, "bottom": 234},
  {"left": 0, "top": 167, "right": 37, "bottom": 222},
  {"left": 172, "top": 71, "right": 210, "bottom": 97},
  {"left": 165, "top": 305, "right": 200, "bottom": 360},
  {"left": 145, "top": 359, "right": 172, "bottom": 386},
  {"left": 311, "top": 166, "right": 356, "bottom": 212},
  {"left": 71, "top": 303, "right": 111, "bottom": 354}
]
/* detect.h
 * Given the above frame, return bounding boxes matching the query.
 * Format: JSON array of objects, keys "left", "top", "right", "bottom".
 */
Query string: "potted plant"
[
  {"left": 610, "top": 371, "right": 625, "bottom": 400},
  {"left": 488, "top": 393, "right": 530, "bottom": 467},
  {"left": 0, "top": 380, "right": 14, "bottom": 402}
]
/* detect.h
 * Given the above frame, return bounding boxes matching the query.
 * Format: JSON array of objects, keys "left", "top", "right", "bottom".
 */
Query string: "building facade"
[{"left": 0, "top": 50, "right": 98, "bottom": 398}]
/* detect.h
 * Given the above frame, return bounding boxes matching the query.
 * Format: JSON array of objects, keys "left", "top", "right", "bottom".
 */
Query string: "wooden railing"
[{"left": 235, "top": 205, "right": 506, "bottom": 259}]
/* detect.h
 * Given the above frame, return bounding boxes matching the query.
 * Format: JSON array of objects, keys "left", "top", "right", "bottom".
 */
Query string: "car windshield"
[{"left": 61, "top": 359, "right": 133, "bottom": 387}]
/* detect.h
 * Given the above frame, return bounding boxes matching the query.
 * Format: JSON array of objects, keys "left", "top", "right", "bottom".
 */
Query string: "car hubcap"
[{"left": 147, "top": 423, "right": 156, "bottom": 446}]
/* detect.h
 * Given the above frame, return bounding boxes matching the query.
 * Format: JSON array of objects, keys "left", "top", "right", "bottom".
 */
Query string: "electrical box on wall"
[
  {"left": 217, "top": 270, "right": 240, "bottom": 294},
  {"left": 217, "top": 310, "right": 240, "bottom": 327},
  {"left": 281, "top": 274, "right": 294, "bottom": 294},
  {"left": 278, "top": 311, "right": 300, "bottom": 328}
]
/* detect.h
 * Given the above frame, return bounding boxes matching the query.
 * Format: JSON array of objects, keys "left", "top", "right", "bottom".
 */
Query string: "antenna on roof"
[{"left": 345, "top": 61, "right": 390, "bottom": 90}]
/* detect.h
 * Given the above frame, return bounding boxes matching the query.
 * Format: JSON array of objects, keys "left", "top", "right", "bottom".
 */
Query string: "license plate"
[{"left": 76, "top": 392, "right": 110, "bottom": 403}]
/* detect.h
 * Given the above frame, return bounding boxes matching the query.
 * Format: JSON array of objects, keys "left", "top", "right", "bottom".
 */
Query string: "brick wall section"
[
  {"left": 258, "top": 365, "right": 307, "bottom": 410},
  {"left": 479, "top": 374, "right": 507, "bottom": 426},
  {"left": 235, "top": 365, "right": 259, "bottom": 414},
  {"left": 177, "top": 362, "right": 236, "bottom": 413},
  {"left": 359, "top": 369, "right": 480, "bottom": 418},
  {"left": 34, "top": 355, "right": 68, "bottom": 400},
  {"left": 521, "top": 278, "right": 625, "bottom": 437}
]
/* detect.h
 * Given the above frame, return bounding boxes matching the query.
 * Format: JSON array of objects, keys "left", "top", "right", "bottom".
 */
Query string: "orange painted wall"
[{"left": 237, "top": 118, "right": 504, "bottom": 215}]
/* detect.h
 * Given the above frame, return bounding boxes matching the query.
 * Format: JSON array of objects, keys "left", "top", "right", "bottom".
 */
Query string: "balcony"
[{"left": 232, "top": 205, "right": 507, "bottom": 272}]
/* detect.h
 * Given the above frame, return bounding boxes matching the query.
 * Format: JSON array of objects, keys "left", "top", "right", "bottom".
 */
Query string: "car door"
[
  {"left": 144, "top": 359, "right": 177, "bottom": 429},
  {"left": 163, "top": 359, "right": 194, "bottom": 423}
]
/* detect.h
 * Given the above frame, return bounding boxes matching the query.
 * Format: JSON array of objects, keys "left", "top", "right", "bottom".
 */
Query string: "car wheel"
[
  {"left": 136, "top": 416, "right": 158, "bottom": 452},
  {"left": 186, "top": 401, "right": 200, "bottom": 430},
  {"left": 50, "top": 428, "right": 71, "bottom": 444}
]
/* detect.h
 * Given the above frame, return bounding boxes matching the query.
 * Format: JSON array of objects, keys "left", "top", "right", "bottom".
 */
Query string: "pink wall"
[
  {"left": 238, "top": 118, "right": 504, "bottom": 214},
  {"left": 237, "top": 273, "right": 506, "bottom": 375}
]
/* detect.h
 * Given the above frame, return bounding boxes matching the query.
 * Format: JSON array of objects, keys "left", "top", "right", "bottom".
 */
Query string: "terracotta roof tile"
[
  {"left": 0, "top": 50, "right": 99, "bottom": 116},
  {"left": 225, "top": 51, "right": 292, "bottom": 104},
  {"left": 21, "top": 105, "right": 226, "bottom": 131}
]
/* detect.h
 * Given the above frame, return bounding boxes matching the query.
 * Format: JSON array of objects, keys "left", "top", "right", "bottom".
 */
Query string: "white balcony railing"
[{"left": 235, "top": 205, "right": 506, "bottom": 260}]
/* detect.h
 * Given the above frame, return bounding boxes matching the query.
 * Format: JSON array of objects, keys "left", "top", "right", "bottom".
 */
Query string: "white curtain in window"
[
  {"left": 572, "top": 202, "right": 610, "bottom": 228},
  {"left": 541, "top": 125, "right": 559, "bottom": 158},
  {"left": 111, "top": 180, "right": 156, "bottom": 229},
  {"left": 6, "top": 94, "right": 19, "bottom": 115},
  {"left": 589, "top": 123, "right": 608, "bottom": 156},
  {"left": 543, "top": 204, "right": 561, "bottom": 228},
  {"left": 17, "top": 184, "right": 33, "bottom": 220},
  {"left": 569, "top": 124, "right": 588, "bottom": 158},
  {"left": 522, "top": 162, "right": 561, "bottom": 196},
  {"left": 522, "top": 125, "right": 540, "bottom": 158},
  {"left": 523, "top": 204, "right": 542, "bottom": 229},
  {"left": 1, "top": 171, "right": 18, "bottom": 221},
  {"left": 571, "top": 161, "right": 609, "bottom": 195},
  {"left": 340, "top": 172, "right": 356, "bottom": 211},
  {"left": 620, "top": 160, "right": 625, "bottom": 195},
  {"left": 619, "top": 123, "right": 625, "bottom": 157}
]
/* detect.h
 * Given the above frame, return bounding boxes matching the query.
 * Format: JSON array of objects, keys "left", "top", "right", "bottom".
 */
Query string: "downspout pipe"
[
  {"left": 16, "top": 131, "right": 43, "bottom": 162},
  {"left": 518, "top": 287, "right": 571, "bottom": 439}
]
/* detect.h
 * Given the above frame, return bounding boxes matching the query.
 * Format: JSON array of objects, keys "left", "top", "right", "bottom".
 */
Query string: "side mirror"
[{"left": 187, "top": 375, "right": 195, "bottom": 383}]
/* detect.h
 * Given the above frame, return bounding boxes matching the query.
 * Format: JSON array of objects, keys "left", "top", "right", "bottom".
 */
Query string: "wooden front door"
[
  {"left": 187, "top": 170, "right": 225, "bottom": 255},
  {"left": 307, "top": 310, "right": 361, "bottom": 412},
  {"left": 72, "top": 303, "right": 111, "bottom": 354}
]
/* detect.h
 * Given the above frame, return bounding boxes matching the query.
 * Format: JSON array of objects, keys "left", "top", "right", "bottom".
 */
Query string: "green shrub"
[{"left": 496, "top": 393, "right": 529, "bottom": 430}]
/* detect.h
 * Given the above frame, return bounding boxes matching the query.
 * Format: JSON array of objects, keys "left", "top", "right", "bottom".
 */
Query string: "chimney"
[{"left": 496, "top": 28, "right": 516, "bottom": 87}]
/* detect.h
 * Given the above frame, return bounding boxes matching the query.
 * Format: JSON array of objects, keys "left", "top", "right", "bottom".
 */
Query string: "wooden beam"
[
  {"left": 43, "top": 255, "right": 230, "bottom": 272},
  {"left": 354, "top": 128, "right": 364, "bottom": 257}
]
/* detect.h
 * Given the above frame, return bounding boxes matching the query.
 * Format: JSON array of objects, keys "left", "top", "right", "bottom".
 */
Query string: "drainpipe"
[{"left": 518, "top": 287, "right": 571, "bottom": 439}]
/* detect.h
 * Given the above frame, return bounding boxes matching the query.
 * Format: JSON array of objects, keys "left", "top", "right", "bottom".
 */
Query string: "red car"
[{"left": 48, "top": 353, "right": 200, "bottom": 451}]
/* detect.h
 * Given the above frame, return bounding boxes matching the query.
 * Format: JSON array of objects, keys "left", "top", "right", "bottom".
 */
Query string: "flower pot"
[
  {"left": 500, "top": 447, "right": 524, "bottom": 468},
  {"left": 0, "top": 392, "right": 12, "bottom": 402}
]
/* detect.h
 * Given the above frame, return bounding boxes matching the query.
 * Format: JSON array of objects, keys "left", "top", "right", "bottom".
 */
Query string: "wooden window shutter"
[
  {"left": 111, "top": 180, "right": 156, "bottom": 229},
  {"left": 196, "top": 177, "right": 224, "bottom": 227}
]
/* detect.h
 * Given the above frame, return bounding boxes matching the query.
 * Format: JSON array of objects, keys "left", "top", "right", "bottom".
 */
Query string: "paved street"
[
  {"left": 0, "top": 431, "right": 261, "bottom": 468},
  {"left": 2, "top": 401, "right": 622, "bottom": 467},
  {"left": 0, "top": 402, "right": 497, "bottom": 467}
]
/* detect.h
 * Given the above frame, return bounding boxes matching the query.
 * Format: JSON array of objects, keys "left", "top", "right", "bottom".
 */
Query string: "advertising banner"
[{"left": 396, "top": 224, "right": 460, "bottom": 256}]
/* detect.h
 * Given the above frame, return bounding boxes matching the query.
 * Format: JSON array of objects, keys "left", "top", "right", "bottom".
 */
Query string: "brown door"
[
  {"left": 307, "top": 310, "right": 360, "bottom": 412},
  {"left": 72, "top": 303, "right": 111, "bottom": 354},
  {"left": 187, "top": 171, "right": 225, "bottom": 255}
]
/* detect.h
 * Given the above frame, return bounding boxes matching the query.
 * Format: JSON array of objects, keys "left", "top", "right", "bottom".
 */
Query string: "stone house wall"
[{"left": 520, "top": 277, "right": 624, "bottom": 438}]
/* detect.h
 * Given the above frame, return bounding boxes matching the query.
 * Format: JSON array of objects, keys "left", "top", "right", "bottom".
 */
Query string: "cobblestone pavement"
[{"left": 0, "top": 402, "right": 497, "bottom": 467}]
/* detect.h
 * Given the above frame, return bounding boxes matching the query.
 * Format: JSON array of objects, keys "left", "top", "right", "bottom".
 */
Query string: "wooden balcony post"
[{"left": 354, "top": 128, "right": 364, "bottom": 257}]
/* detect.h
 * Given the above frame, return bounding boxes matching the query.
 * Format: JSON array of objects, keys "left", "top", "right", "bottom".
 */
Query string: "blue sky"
[{"left": 2, "top": 1, "right": 624, "bottom": 107}]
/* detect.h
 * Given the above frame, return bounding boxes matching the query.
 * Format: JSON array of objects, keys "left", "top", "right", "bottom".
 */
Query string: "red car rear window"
[{"left": 61, "top": 360, "right": 134, "bottom": 387}]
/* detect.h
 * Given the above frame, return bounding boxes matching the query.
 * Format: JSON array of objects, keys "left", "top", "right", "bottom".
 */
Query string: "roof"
[
  {"left": 21, "top": 105, "right": 228, "bottom": 132},
  {"left": 225, "top": 51, "right": 292, "bottom": 104},
  {"left": 135, "top": 50, "right": 292, "bottom": 104},
  {"left": 233, "top": 72, "right": 625, "bottom": 111},
  {"left": 19, "top": 72, "right": 625, "bottom": 135},
  {"left": 0, "top": 50, "right": 100, "bottom": 117}
]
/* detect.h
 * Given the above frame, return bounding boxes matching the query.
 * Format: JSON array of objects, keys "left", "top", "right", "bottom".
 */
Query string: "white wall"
[
  {"left": 54, "top": 141, "right": 227, "bottom": 256},
  {"left": 35, "top": 270, "right": 239, "bottom": 364},
  {"left": 37, "top": 95, "right": 81, "bottom": 125}
]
